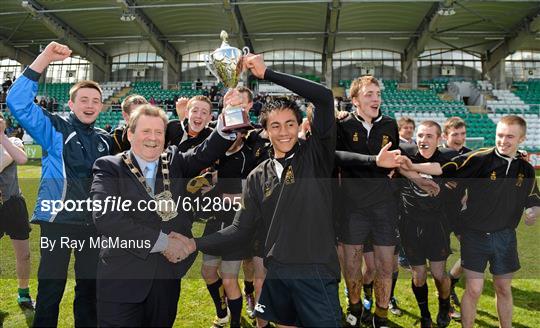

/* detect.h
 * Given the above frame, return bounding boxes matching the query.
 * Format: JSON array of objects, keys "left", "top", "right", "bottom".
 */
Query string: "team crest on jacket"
[
  {"left": 516, "top": 173, "right": 524, "bottom": 187},
  {"left": 381, "top": 135, "right": 389, "bottom": 147},
  {"left": 97, "top": 142, "right": 105, "bottom": 153},
  {"left": 490, "top": 171, "right": 497, "bottom": 181},
  {"left": 264, "top": 181, "right": 272, "bottom": 197},
  {"left": 285, "top": 166, "right": 295, "bottom": 185},
  {"left": 353, "top": 132, "right": 359, "bottom": 142}
]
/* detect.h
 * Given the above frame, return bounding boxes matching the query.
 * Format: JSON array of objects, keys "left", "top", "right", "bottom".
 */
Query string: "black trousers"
[
  {"left": 33, "top": 223, "right": 99, "bottom": 327},
  {"left": 97, "top": 279, "right": 181, "bottom": 327}
]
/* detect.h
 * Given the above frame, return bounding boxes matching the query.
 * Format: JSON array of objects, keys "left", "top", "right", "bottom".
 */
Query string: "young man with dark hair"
[
  {"left": 194, "top": 54, "right": 343, "bottom": 327},
  {"left": 399, "top": 121, "right": 455, "bottom": 328},
  {"left": 441, "top": 115, "right": 539, "bottom": 328},
  {"left": 111, "top": 94, "right": 148, "bottom": 154},
  {"left": 6, "top": 41, "right": 112, "bottom": 327},
  {"left": 442, "top": 117, "right": 469, "bottom": 154}
]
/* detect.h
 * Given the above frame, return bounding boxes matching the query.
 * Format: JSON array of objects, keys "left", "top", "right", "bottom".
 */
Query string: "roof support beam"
[
  {"left": 0, "top": 39, "right": 37, "bottom": 66},
  {"left": 20, "top": 0, "right": 107, "bottom": 72},
  {"left": 484, "top": 8, "right": 540, "bottom": 73},
  {"left": 223, "top": 0, "right": 254, "bottom": 52},
  {"left": 322, "top": 0, "right": 340, "bottom": 86},
  {"left": 323, "top": 0, "right": 340, "bottom": 58},
  {"left": 117, "top": 0, "right": 180, "bottom": 73},
  {"left": 402, "top": 1, "right": 450, "bottom": 74}
]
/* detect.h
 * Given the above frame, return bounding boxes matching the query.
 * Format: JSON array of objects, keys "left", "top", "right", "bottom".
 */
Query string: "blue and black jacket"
[{"left": 6, "top": 68, "right": 112, "bottom": 225}]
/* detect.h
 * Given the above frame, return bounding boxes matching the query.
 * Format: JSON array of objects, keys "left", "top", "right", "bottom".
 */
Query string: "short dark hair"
[
  {"left": 236, "top": 86, "right": 254, "bottom": 102},
  {"left": 443, "top": 117, "right": 467, "bottom": 134},
  {"left": 419, "top": 120, "right": 442, "bottom": 136},
  {"left": 121, "top": 94, "right": 148, "bottom": 115},
  {"left": 69, "top": 80, "right": 102, "bottom": 102},
  {"left": 259, "top": 97, "right": 303, "bottom": 129}
]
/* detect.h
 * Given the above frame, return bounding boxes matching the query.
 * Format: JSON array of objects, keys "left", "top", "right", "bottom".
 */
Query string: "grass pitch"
[{"left": 0, "top": 163, "right": 539, "bottom": 327}]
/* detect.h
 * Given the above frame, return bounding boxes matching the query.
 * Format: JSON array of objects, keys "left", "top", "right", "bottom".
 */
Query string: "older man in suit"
[{"left": 90, "top": 104, "right": 235, "bottom": 326}]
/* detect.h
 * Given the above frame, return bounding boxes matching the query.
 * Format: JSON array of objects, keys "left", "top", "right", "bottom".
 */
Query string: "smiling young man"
[
  {"left": 441, "top": 115, "right": 540, "bottom": 328},
  {"left": 6, "top": 41, "right": 112, "bottom": 327},
  {"left": 399, "top": 121, "right": 456, "bottom": 328},
  {"left": 195, "top": 54, "right": 342, "bottom": 327},
  {"left": 336, "top": 76, "right": 400, "bottom": 328},
  {"left": 166, "top": 95, "right": 214, "bottom": 151}
]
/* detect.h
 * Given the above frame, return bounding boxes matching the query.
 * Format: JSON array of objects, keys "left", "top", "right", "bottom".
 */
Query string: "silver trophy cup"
[{"left": 205, "top": 30, "right": 252, "bottom": 132}]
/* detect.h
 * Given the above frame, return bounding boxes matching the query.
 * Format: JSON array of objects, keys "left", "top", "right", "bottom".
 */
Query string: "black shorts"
[
  {"left": 255, "top": 260, "right": 342, "bottom": 327},
  {"left": 363, "top": 236, "right": 400, "bottom": 255},
  {"left": 340, "top": 201, "right": 398, "bottom": 246},
  {"left": 0, "top": 195, "right": 30, "bottom": 240},
  {"left": 202, "top": 218, "right": 251, "bottom": 261},
  {"left": 399, "top": 218, "right": 451, "bottom": 266},
  {"left": 461, "top": 228, "right": 520, "bottom": 276}
]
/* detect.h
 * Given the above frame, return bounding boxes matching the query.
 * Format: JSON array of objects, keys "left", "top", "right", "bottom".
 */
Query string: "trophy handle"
[
  {"left": 242, "top": 47, "right": 250, "bottom": 56},
  {"left": 204, "top": 54, "right": 219, "bottom": 81}
]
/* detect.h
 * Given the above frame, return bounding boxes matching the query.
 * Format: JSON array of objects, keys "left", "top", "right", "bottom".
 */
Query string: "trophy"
[{"left": 205, "top": 30, "right": 253, "bottom": 132}]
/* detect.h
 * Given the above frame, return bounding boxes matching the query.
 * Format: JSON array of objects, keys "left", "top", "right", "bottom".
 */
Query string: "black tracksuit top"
[{"left": 196, "top": 69, "right": 340, "bottom": 277}]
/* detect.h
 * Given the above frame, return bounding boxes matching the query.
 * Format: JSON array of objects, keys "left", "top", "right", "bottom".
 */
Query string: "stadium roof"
[{"left": 1, "top": 0, "right": 539, "bottom": 72}]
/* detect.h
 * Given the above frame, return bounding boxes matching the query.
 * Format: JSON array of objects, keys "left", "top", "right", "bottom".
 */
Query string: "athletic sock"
[
  {"left": 391, "top": 271, "right": 399, "bottom": 298},
  {"left": 348, "top": 301, "right": 363, "bottom": 316},
  {"left": 206, "top": 279, "right": 228, "bottom": 318},
  {"left": 439, "top": 296, "right": 450, "bottom": 311},
  {"left": 244, "top": 280, "right": 254, "bottom": 295},
  {"left": 228, "top": 296, "right": 243, "bottom": 327},
  {"left": 363, "top": 282, "right": 373, "bottom": 301},
  {"left": 412, "top": 280, "right": 430, "bottom": 318},
  {"left": 18, "top": 287, "right": 30, "bottom": 298}
]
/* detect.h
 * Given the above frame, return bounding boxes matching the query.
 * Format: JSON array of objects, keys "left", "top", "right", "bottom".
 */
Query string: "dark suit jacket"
[{"left": 90, "top": 130, "right": 232, "bottom": 303}]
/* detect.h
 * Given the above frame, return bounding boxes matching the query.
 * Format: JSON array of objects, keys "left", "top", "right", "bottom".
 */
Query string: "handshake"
[{"left": 162, "top": 232, "right": 197, "bottom": 263}]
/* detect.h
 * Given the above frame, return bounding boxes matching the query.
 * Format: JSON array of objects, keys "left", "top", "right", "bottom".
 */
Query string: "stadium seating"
[
  {"left": 37, "top": 82, "right": 72, "bottom": 105},
  {"left": 100, "top": 81, "right": 131, "bottom": 101},
  {"left": 487, "top": 89, "right": 531, "bottom": 114},
  {"left": 125, "top": 81, "right": 204, "bottom": 103}
]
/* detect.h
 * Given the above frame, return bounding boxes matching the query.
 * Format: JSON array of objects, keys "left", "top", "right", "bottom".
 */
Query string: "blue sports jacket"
[{"left": 7, "top": 68, "right": 112, "bottom": 225}]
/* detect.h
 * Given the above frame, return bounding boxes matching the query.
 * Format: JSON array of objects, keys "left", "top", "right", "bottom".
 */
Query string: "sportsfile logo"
[{"left": 39, "top": 196, "right": 242, "bottom": 215}]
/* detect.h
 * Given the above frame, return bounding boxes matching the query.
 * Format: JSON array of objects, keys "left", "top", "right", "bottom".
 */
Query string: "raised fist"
[
  {"left": 243, "top": 54, "right": 266, "bottom": 79},
  {"left": 42, "top": 42, "right": 72, "bottom": 63},
  {"left": 175, "top": 97, "right": 189, "bottom": 120}
]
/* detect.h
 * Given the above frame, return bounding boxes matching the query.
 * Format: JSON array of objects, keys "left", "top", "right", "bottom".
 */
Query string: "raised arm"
[
  {"left": 6, "top": 42, "right": 72, "bottom": 151},
  {"left": 336, "top": 142, "right": 401, "bottom": 168},
  {"left": 244, "top": 54, "right": 334, "bottom": 138}
]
